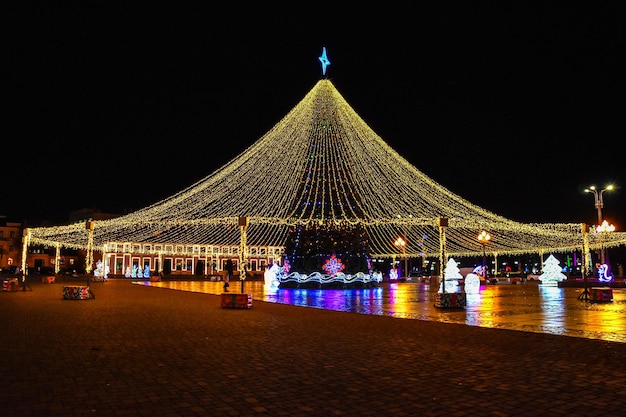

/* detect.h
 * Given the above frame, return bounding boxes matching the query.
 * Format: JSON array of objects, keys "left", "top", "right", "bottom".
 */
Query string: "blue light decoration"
[
  {"left": 597, "top": 263, "right": 614, "bottom": 282},
  {"left": 319, "top": 46, "right": 331, "bottom": 76},
  {"left": 389, "top": 266, "right": 398, "bottom": 280}
]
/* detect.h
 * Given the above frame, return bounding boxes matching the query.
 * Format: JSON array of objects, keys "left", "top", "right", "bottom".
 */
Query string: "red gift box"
[
  {"left": 63, "top": 285, "right": 92, "bottom": 300},
  {"left": 590, "top": 287, "right": 613, "bottom": 302},
  {"left": 221, "top": 293, "right": 252, "bottom": 309}
]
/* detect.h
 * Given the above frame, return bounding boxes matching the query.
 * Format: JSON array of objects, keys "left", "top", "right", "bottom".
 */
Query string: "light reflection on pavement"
[{"left": 135, "top": 280, "right": 626, "bottom": 343}]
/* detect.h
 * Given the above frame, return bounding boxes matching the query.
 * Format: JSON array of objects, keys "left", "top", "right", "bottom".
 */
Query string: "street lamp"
[
  {"left": 585, "top": 185, "right": 614, "bottom": 226},
  {"left": 394, "top": 236, "right": 407, "bottom": 279},
  {"left": 585, "top": 185, "right": 614, "bottom": 266},
  {"left": 596, "top": 220, "right": 615, "bottom": 264},
  {"left": 477, "top": 230, "right": 491, "bottom": 278}
]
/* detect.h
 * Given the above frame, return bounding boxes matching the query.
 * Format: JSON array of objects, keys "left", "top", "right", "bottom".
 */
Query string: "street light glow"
[
  {"left": 585, "top": 185, "right": 615, "bottom": 264},
  {"left": 394, "top": 236, "right": 407, "bottom": 279},
  {"left": 477, "top": 230, "right": 491, "bottom": 278},
  {"left": 477, "top": 231, "right": 491, "bottom": 244},
  {"left": 585, "top": 185, "right": 614, "bottom": 225},
  {"left": 597, "top": 220, "right": 615, "bottom": 234}
]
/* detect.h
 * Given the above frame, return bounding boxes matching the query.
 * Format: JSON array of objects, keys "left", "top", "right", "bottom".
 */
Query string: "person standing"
[{"left": 224, "top": 259, "right": 233, "bottom": 292}]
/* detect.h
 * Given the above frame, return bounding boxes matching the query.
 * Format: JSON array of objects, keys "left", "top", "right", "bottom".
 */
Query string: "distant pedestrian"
[{"left": 224, "top": 259, "right": 233, "bottom": 292}]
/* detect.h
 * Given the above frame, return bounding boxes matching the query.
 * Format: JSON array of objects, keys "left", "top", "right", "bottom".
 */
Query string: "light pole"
[
  {"left": 585, "top": 185, "right": 614, "bottom": 266},
  {"left": 585, "top": 185, "right": 614, "bottom": 226},
  {"left": 596, "top": 220, "right": 615, "bottom": 265},
  {"left": 394, "top": 236, "right": 407, "bottom": 279},
  {"left": 477, "top": 230, "right": 491, "bottom": 278}
]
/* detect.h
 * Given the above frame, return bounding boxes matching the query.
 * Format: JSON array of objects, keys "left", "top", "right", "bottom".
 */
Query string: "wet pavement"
[
  {"left": 137, "top": 280, "right": 626, "bottom": 344},
  {"left": 4, "top": 277, "right": 626, "bottom": 416}
]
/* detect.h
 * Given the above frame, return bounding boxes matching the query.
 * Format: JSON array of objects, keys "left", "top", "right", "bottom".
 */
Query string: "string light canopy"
[{"left": 27, "top": 76, "right": 626, "bottom": 260}]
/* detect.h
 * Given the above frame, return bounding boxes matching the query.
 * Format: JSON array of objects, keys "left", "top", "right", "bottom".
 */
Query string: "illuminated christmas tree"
[
  {"left": 285, "top": 224, "right": 370, "bottom": 275},
  {"left": 538, "top": 254, "right": 567, "bottom": 286}
]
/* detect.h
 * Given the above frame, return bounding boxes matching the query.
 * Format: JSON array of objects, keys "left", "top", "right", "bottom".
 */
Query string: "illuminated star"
[{"left": 319, "top": 46, "right": 331, "bottom": 76}]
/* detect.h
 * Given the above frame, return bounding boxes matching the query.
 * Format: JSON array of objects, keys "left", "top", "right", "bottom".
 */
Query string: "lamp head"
[{"left": 477, "top": 230, "right": 491, "bottom": 243}]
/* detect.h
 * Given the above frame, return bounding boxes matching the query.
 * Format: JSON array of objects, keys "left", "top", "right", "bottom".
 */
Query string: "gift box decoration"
[
  {"left": 590, "top": 287, "right": 613, "bottom": 302},
  {"left": 3, "top": 278, "right": 20, "bottom": 292},
  {"left": 63, "top": 286, "right": 92, "bottom": 300},
  {"left": 435, "top": 292, "right": 466, "bottom": 308},
  {"left": 221, "top": 293, "right": 252, "bottom": 309}
]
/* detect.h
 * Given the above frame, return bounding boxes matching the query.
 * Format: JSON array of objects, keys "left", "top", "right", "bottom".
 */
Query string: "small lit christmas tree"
[
  {"left": 538, "top": 254, "right": 567, "bottom": 286},
  {"left": 440, "top": 257, "right": 463, "bottom": 293}
]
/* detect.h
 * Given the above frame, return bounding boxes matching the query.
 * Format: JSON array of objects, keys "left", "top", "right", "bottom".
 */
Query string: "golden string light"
[{"left": 28, "top": 79, "right": 626, "bottom": 260}]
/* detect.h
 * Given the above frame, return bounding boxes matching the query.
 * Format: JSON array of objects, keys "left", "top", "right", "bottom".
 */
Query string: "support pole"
[
  {"left": 21, "top": 229, "right": 29, "bottom": 277},
  {"left": 438, "top": 217, "right": 448, "bottom": 293},
  {"left": 578, "top": 223, "right": 590, "bottom": 301},
  {"left": 55, "top": 243, "right": 60, "bottom": 275},
  {"left": 85, "top": 221, "right": 94, "bottom": 287},
  {"left": 238, "top": 216, "right": 248, "bottom": 293},
  {"left": 21, "top": 229, "right": 30, "bottom": 290}
]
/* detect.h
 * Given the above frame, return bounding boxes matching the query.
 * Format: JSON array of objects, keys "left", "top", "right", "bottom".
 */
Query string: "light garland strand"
[{"left": 28, "top": 79, "right": 626, "bottom": 259}]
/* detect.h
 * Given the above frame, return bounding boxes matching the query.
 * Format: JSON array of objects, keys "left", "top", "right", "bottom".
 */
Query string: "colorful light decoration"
[
  {"left": 389, "top": 266, "right": 398, "bottom": 280},
  {"left": 322, "top": 254, "right": 344, "bottom": 276},
  {"left": 597, "top": 263, "right": 614, "bottom": 282},
  {"left": 283, "top": 257, "right": 291, "bottom": 274}
]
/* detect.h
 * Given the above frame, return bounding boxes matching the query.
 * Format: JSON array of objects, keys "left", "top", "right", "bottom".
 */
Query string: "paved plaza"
[
  {"left": 2, "top": 277, "right": 626, "bottom": 416},
  {"left": 145, "top": 279, "right": 626, "bottom": 343}
]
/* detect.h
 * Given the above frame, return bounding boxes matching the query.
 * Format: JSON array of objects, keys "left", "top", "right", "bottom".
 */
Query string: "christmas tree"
[
  {"left": 284, "top": 224, "right": 371, "bottom": 275},
  {"left": 538, "top": 254, "right": 567, "bottom": 285}
]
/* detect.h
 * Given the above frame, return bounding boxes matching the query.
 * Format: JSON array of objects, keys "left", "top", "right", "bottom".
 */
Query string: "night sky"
[{"left": 5, "top": 3, "right": 625, "bottom": 231}]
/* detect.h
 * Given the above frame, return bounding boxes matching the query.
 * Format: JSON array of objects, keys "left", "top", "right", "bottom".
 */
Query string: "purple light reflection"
[
  {"left": 135, "top": 280, "right": 626, "bottom": 342},
  {"left": 265, "top": 287, "right": 386, "bottom": 315}
]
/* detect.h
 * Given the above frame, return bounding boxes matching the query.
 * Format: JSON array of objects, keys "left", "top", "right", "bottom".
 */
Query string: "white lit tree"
[
  {"left": 440, "top": 257, "right": 463, "bottom": 293},
  {"left": 538, "top": 254, "right": 567, "bottom": 286}
]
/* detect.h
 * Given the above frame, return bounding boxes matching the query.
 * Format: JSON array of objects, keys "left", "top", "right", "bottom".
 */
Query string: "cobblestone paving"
[
  {"left": 2, "top": 277, "right": 626, "bottom": 416},
  {"left": 144, "top": 279, "right": 626, "bottom": 343}
]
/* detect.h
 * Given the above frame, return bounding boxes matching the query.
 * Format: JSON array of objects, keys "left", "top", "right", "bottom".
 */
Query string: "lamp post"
[
  {"left": 394, "top": 236, "right": 407, "bottom": 279},
  {"left": 585, "top": 185, "right": 614, "bottom": 266},
  {"left": 585, "top": 185, "right": 613, "bottom": 226},
  {"left": 477, "top": 230, "right": 491, "bottom": 278},
  {"left": 596, "top": 220, "right": 615, "bottom": 265}
]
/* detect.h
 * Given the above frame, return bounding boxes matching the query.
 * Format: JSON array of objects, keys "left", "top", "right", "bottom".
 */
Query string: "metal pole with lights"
[
  {"left": 394, "top": 236, "right": 407, "bottom": 279},
  {"left": 239, "top": 216, "right": 248, "bottom": 293},
  {"left": 585, "top": 185, "right": 614, "bottom": 265},
  {"left": 438, "top": 217, "right": 448, "bottom": 293},
  {"left": 585, "top": 185, "right": 613, "bottom": 227},
  {"left": 477, "top": 230, "right": 491, "bottom": 278},
  {"left": 596, "top": 220, "right": 615, "bottom": 265},
  {"left": 578, "top": 223, "right": 590, "bottom": 301}
]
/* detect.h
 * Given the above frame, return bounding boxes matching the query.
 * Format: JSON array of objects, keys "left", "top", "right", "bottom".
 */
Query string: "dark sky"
[{"left": 5, "top": 3, "right": 625, "bottom": 230}]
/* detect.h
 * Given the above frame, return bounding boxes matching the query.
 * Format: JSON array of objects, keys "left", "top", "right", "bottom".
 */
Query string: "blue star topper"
[{"left": 319, "top": 47, "right": 330, "bottom": 76}]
